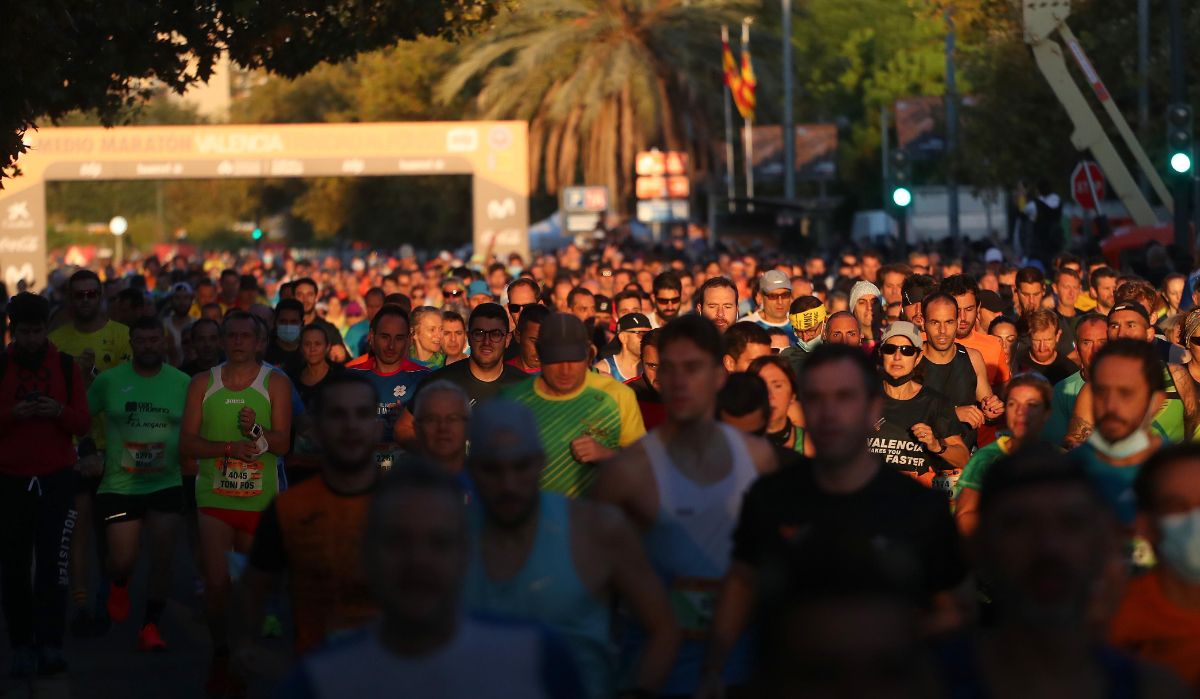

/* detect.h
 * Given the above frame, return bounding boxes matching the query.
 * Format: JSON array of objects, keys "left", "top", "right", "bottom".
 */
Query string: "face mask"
[
  {"left": 796, "top": 336, "right": 823, "bottom": 353},
  {"left": 1158, "top": 508, "right": 1200, "bottom": 582},
  {"left": 1086, "top": 428, "right": 1150, "bottom": 460},
  {"left": 277, "top": 324, "right": 301, "bottom": 343},
  {"left": 882, "top": 370, "right": 916, "bottom": 387}
]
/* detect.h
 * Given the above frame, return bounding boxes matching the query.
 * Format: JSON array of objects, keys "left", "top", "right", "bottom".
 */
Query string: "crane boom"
[{"left": 1024, "top": 0, "right": 1168, "bottom": 225}]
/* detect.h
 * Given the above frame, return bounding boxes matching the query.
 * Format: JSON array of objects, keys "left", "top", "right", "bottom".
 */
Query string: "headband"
[{"left": 789, "top": 305, "right": 827, "bottom": 332}]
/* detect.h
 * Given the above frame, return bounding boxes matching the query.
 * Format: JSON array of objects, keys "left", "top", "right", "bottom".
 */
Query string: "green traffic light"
[
  {"left": 892, "top": 187, "right": 913, "bottom": 208},
  {"left": 1170, "top": 152, "right": 1193, "bottom": 174},
  {"left": 252, "top": 227, "right": 263, "bottom": 240}
]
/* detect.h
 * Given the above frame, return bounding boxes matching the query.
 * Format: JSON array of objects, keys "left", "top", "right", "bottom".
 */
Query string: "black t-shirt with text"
[
  {"left": 732, "top": 458, "right": 966, "bottom": 596},
  {"left": 871, "top": 386, "right": 963, "bottom": 475}
]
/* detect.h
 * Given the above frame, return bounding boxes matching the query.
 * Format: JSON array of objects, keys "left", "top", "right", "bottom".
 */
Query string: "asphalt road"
[{"left": 0, "top": 534, "right": 296, "bottom": 699}]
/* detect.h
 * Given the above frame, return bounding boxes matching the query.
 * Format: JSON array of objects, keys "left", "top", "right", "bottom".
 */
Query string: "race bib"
[
  {"left": 669, "top": 576, "right": 720, "bottom": 640},
  {"left": 373, "top": 446, "right": 396, "bottom": 472},
  {"left": 213, "top": 459, "right": 264, "bottom": 497},
  {"left": 121, "top": 441, "right": 166, "bottom": 473}
]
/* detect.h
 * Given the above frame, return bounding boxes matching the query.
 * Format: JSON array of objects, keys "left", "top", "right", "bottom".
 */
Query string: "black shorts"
[{"left": 95, "top": 487, "right": 184, "bottom": 525}]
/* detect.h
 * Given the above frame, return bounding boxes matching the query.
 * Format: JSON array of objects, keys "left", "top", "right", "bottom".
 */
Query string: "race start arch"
[{"left": 0, "top": 121, "right": 529, "bottom": 289}]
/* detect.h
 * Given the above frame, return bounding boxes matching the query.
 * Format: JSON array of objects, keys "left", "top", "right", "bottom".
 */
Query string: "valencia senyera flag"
[{"left": 721, "top": 29, "right": 756, "bottom": 122}]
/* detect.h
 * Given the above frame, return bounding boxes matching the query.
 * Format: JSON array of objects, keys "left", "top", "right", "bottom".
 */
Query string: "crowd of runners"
[{"left": 2, "top": 235, "right": 1200, "bottom": 697}]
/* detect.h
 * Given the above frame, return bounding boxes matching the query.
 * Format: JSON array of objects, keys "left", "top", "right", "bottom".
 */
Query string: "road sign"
[
  {"left": 562, "top": 185, "right": 608, "bottom": 213},
  {"left": 1071, "top": 161, "right": 1106, "bottom": 210}
]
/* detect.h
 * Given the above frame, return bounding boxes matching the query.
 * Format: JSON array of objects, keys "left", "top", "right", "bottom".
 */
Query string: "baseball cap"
[
  {"left": 978, "top": 289, "right": 1006, "bottom": 313},
  {"left": 617, "top": 313, "right": 652, "bottom": 332},
  {"left": 468, "top": 399, "right": 544, "bottom": 463},
  {"left": 760, "top": 270, "right": 792, "bottom": 294},
  {"left": 467, "top": 280, "right": 492, "bottom": 299},
  {"left": 880, "top": 320, "right": 923, "bottom": 350},
  {"left": 594, "top": 294, "right": 611, "bottom": 315},
  {"left": 535, "top": 312, "right": 591, "bottom": 364},
  {"left": 170, "top": 282, "right": 194, "bottom": 295},
  {"left": 849, "top": 281, "right": 881, "bottom": 310},
  {"left": 1108, "top": 301, "right": 1151, "bottom": 323},
  {"left": 984, "top": 247, "right": 1004, "bottom": 264}
]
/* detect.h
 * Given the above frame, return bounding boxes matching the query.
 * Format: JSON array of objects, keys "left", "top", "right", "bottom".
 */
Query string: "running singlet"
[
  {"left": 500, "top": 373, "right": 645, "bottom": 498},
  {"left": 464, "top": 492, "right": 614, "bottom": 699},
  {"left": 87, "top": 362, "right": 189, "bottom": 496},
  {"left": 634, "top": 423, "right": 759, "bottom": 695},
  {"left": 195, "top": 364, "right": 278, "bottom": 512},
  {"left": 600, "top": 355, "right": 633, "bottom": 383},
  {"left": 347, "top": 357, "right": 427, "bottom": 440}
]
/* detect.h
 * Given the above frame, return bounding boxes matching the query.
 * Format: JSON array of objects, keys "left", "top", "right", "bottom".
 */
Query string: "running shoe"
[
  {"left": 137, "top": 623, "right": 168, "bottom": 652},
  {"left": 107, "top": 582, "right": 131, "bottom": 622},
  {"left": 260, "top": 614, "right": 283, "bottom": 639}
]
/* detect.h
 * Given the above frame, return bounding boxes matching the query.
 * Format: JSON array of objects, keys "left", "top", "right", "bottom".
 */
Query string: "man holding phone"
[{"left": 0, "top": 293, "right": 91, "bottom": 676}]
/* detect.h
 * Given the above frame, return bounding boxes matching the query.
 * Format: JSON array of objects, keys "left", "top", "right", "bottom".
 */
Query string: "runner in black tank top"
[{"left": 922, "top": 344, "right": 981, "bottom": 447}]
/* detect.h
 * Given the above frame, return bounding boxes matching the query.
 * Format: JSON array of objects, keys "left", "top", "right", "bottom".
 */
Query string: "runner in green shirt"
[{"left": 87, "top": 316, "right": 190, "bottom": 651}]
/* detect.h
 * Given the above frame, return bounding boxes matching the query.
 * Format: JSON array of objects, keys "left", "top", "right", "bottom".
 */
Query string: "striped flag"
[{"left": 721, "top": 28, "right": 756, "bottom": 122}]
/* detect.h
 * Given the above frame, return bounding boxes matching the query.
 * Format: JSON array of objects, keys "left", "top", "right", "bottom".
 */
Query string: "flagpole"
[
  {"left": 742, "top": 19, "right": 755, "bottom": 213},
  {"left": 722, "top": 25, "right": 736, "bottom": 213}
]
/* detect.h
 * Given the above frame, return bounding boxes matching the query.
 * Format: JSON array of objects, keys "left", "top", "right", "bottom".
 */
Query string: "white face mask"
[
  {"left": 277, "top": 323, "right": 302, "bottom": 343},
  {"left": 1086, "top": 428, "right": 1150, "bottom": 460},
  {"left": 1159, "top": 507, "right": 1200, "bottom": 583}
]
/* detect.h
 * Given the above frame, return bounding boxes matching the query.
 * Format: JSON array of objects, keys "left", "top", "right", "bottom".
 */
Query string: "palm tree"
[{"left": 438, "top": 0, "right": 752, "bottom": 212}]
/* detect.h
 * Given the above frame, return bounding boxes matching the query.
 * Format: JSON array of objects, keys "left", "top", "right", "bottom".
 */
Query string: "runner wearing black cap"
[
  {"left": 597, "top": 313, "right": 651, "bottom": 383},
  {"left": 500, "top": 313, "right": 645, "bottom": 498}
]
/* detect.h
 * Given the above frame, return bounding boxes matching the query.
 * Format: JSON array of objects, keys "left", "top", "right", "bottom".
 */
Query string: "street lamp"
[{"left": 109, "top": 215, "right": 127, "bottom": 267}]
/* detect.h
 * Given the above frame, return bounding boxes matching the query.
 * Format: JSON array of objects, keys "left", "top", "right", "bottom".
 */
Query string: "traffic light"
[
  {"left": 890, "top": 149, "right": 912, "bottom": 208},
  {"left": 252, "top": 226, "right": 263, "bottom": 241},
  {"left": 1167, "top": 103, "right": 1193, "bottom": 174}
]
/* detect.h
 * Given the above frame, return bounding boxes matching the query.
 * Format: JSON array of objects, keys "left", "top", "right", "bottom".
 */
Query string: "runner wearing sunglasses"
[{"left": 869, "top": 321, "right": 969, "bottom": 486}]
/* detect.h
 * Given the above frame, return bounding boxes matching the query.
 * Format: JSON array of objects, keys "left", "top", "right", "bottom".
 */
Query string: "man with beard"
[
  {"left": 413, "top": 303, "right": 524, "bottom": 407},
  {"left": 51, "top": 269, "right": 132, "bottom": 636},
  {"left": 696, "top": 277, "right": 739, "bottom": 334},
  {"left": 698, "top": 344, "right": 965, "bottom": 697},
  {"left": 1014, "top": 266, "right": 1076, "bottom": 360},
  {"left": 292, "top": 277, "right": 348, "bottom": 360},
  {"left": 1015, "top": 309, "right": 1080, "bottom": 386},
  {"left": 87, "top": 316, "right": 189, "bottom": 652},
  {"left": 242, "top": 373, "right": 383, "bottom": 656},
  {"left": 0, "top": 293, "right": 90, "bottom": 676},
  {"left": 464, "top": 400, "right": 679, "bottom": 699},
  {"left": 1068, "top": 303, "right": 1198, "bottom": 447},
  {"left": 1070, "top": 340, "right": 1165, "bottom": 526},
  {"left": 947, "top": 450, "right": 1186, "bottom": 697},
  {"left": 348, "top": 305, "right": 428, "bottom": 460},
  {"left": 823, "top": 311, "right": 863, "bottom": 347},
  {"left": 651, "top": 271, "right": 683, "bottom": 328},
  {"left": 594, "top": 314, "right": 777, "bottom": 697}
]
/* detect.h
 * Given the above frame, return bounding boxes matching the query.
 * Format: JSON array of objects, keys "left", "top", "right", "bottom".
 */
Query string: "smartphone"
[{"left": 250, "top": 423, "right": 264, "bottom": 440}]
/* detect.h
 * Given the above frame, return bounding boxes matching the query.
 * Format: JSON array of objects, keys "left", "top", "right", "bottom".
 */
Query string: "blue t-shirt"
[{"left": 348, "top": 359, "right": 427, "bottom": 441}]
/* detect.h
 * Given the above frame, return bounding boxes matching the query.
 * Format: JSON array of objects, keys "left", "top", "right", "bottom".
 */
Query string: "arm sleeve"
[{"left": 248, "top": 502, "right": 288, "bottom": 573}]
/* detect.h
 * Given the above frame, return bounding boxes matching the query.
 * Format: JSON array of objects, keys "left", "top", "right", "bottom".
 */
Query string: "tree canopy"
[{"left": 2, "top": 0, "right": 506, "bottom": 182}]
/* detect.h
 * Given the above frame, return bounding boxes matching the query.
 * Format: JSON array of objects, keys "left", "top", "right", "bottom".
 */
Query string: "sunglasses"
[
  {"left": 880, "top": 344, "right": 919, "bottom": 357},
  {"left": 444, "top": 289, "right": 463, "bottom": 297},
  {"left": 654, "top": 296, "right": 681, "bottom": 306},
  {"left": 508, "top": 302, "right": 535, "bottom": 314},
  {"left": 73, "top": 290, "right": 100, "bottom": 300}
]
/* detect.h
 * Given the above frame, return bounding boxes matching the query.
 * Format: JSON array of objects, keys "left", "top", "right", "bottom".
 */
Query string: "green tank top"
[
  {"left": 1153, "top": 367, "right": 1185, "bottom": 444},
  {"left": 195, "top": 363, "right": 278, "bottom": 512}
]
